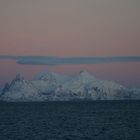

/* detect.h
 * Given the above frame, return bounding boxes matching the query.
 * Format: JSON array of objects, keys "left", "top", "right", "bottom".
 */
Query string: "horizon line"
[{"left": 0, "top": 55, "right": 140, "bottom": 65}]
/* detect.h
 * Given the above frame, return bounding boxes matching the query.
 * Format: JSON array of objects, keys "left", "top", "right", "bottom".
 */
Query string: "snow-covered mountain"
[
  {"left": 0, "top": 74, "right": 40, "bottom": 101},
  {"left": 0, "top": 71, "right": 140, "bottom": 101}
]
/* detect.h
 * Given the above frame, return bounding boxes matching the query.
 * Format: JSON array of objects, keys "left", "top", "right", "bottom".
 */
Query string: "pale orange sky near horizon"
[{"left": 0, "top": 0, "right": 140, "bottom": 87}]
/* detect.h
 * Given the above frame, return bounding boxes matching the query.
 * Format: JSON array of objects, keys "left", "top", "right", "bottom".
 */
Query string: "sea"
[{"left": 0, "top": 101, "right": 140, "bottom": 140}]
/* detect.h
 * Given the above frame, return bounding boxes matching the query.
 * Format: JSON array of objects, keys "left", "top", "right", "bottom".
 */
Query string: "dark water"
[{"left": 0, "top": 101, "right": 140, "bottom": 140}]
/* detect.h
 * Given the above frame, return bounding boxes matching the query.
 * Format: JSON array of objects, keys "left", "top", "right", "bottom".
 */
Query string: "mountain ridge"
[{"left": 0, "top": 71, "right": 140, "bottom": 101}]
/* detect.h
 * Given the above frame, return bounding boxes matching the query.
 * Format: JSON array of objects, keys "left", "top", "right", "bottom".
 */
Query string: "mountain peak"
[
  {"left": 79, "top": 70, "right": 90, "bottom": 76},
  {"left": 34, "top": 72, "right": 56, "bottom": 81},
  {"left": 79, "top": 70, "right": 96, "bottom": 79},
  {"left": 14, "top": 73, "right": 24, "bottom": 81},
  {"left": 8, "top": 73, "right": 24, "bottom": 89}
]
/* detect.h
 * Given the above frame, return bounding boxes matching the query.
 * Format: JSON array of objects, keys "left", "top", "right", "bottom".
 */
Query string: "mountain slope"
[
  {"left": 0, "top": 74, "right": 41, "bottom": 101},
  {"left": 0, "top": 71, "right": 140, "bottom": 101}
]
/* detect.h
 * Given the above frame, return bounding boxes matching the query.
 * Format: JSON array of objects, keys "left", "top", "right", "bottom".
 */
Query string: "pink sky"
[{"left": 0, "top": 0, "right": 140, "bottom": 87}]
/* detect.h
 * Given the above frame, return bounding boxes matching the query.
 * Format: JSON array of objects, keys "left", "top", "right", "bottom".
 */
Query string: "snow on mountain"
[
  {"left": 56, "top": 71, "right": 128, "bottom": 100},
  {"left": 32, "top": 72, "right": 74, "bottom": 96},
  {"left": 129, "top": 88, "right": 140, "bottom": 99},
  {"left": 34, "top": 72, "right": 73, "bottom": 84},
  {"left": 0, "top": 71, "right": 140, "bottom": 101},
  {"left": 0, "top": 74, "right": 42, "bottom": 101}
]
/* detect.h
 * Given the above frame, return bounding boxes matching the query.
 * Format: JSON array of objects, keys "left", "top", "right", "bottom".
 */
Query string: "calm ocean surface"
[{"left": 0, "top": 101, "right": 140, "bottom": 140}]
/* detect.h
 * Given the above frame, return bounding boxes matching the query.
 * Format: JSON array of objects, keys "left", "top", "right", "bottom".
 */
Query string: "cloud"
[{"left": 0, "top": 56, "right": 140, "bottom": 65}]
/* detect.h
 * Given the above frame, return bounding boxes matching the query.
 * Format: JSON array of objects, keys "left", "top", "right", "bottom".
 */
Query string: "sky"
[{"left": 0, "top": 0, "right": 140, "bottom": 88}]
